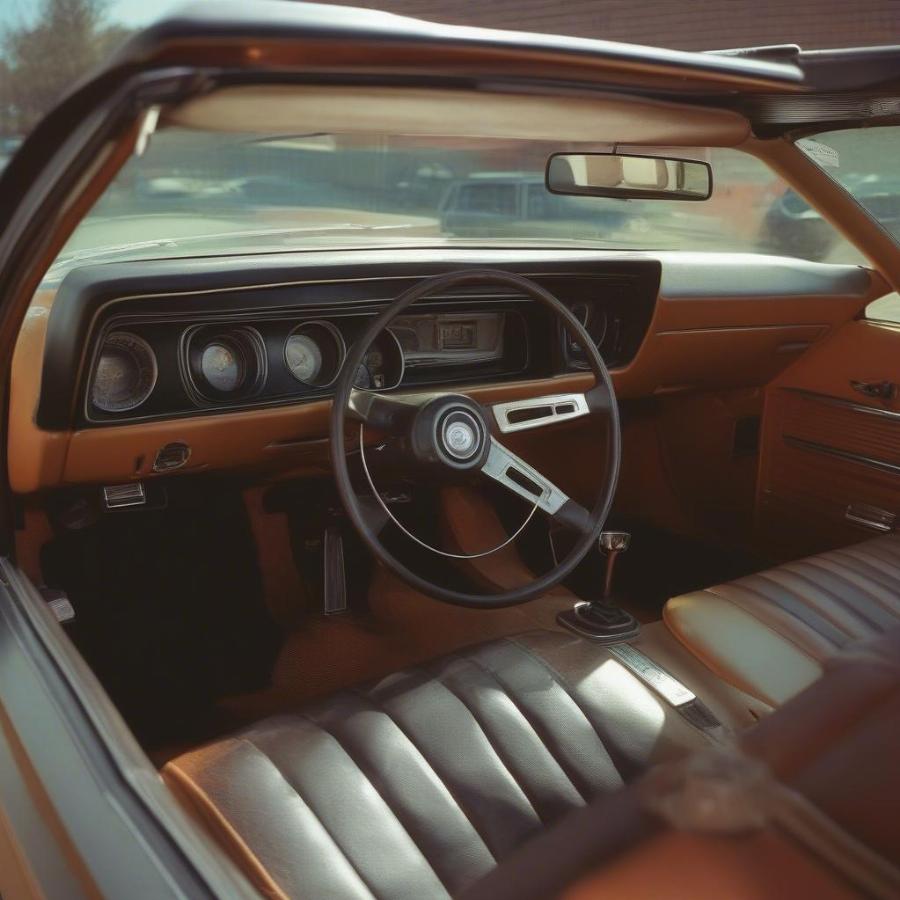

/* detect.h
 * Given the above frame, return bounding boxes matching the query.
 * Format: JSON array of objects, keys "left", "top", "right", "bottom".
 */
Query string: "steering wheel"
[{"left": 330, "top": 269, "right": 621, "bottom": 608}]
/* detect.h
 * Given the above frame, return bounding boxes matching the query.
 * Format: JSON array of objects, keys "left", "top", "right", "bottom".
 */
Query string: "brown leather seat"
[
  {"left": 163, "top": 631, "right": 725, "bottom": 900},
  {"left": 665, "top": 533, "right": 900, "bottom": 706}
]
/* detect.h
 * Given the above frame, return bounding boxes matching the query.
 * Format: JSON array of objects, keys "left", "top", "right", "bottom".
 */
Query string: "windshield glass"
[
  {"left": 797, "top": 126, "right": 900, "bottom": 246},
  {"left": 53, "top": 129, "right": 863, "bottom": 271}
]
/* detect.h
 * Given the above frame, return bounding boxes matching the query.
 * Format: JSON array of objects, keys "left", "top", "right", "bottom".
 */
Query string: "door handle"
[{"left": 850, "top": 379, "right": 897, "bottom": 400}]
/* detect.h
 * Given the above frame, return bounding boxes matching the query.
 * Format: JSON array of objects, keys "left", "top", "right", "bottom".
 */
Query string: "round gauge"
[
  {"left": 351, "top": 328, "right": 405, "bottom": 392},
  {"left": 186, "top": 326, "right": 266, "bottom": 402},
  {"left": 570, "top": 302, "right": 590, "bottom": 328},
  {"left": 283, "top": 321, "right": 345, "bottom": 388},
  {"left": 566, "top": 303, "right": 608, "bottom": 355},
  {"left": 91, "top": 331, "right": 157, "bottom": 413},
  {"left": 589, "top": 308, "right": 608, "bottom": 347},
  {"left": 285, "top": 333, "right": 324, "bottom": 384},
  {"left": 201, "top": 341, "right": 245, "bottom": 393}
]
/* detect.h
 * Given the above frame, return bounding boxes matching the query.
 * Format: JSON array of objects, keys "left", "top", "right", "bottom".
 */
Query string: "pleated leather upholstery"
[
  {"left": 665, "top": 534, "right": 900, "bottom": 706},
  {"left": 165, "top": 631, "right": 715, "bottom": 899}
]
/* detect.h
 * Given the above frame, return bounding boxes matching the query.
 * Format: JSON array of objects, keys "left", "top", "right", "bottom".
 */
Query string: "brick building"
[{"left": 323, "top": 0, "right": 900, "bottom": 51}]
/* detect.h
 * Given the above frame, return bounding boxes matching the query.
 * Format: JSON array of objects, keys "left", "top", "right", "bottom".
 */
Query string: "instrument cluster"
[{"left": 87, "top": 315, "right": 407, "bottom": 421}]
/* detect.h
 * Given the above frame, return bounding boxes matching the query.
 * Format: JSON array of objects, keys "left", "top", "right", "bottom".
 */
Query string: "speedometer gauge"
[
  {"left": 91, "top": 332, "right": 157, "bottom": 413},
  {"left": 285, "top": 333, "right": 324, "bottom": 384}
]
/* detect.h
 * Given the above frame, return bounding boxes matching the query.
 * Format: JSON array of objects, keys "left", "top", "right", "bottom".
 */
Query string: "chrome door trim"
[
  {"left": 783, "top": 387, "right": 900, "bottom": 424},
  {"left": 783, "top": 434, "right": 900, "bottom": 476}
]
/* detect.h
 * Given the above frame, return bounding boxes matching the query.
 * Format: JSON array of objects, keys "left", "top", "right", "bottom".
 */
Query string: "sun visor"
[{"left": 164, "top": 85, "right": 751, "bottom": 147}]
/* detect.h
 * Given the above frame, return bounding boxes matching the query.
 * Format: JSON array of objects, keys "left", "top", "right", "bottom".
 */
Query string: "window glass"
[
  {"left": 51, "top": 131, "right": 865, "bottom": 273},
  {"left": 797, "top": 127, "right": 900, "bottom": 319},
  {"left": 865, "top": 292, "right": 900, "bottom": 325}
]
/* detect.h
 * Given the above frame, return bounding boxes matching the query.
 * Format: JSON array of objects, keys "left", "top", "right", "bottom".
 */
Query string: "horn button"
[
  {"left": 410, "top": 396, "right": 489, "bottom": 470},
  {"left": 440, "top": 409, "right": 482, "bottom": 461}
]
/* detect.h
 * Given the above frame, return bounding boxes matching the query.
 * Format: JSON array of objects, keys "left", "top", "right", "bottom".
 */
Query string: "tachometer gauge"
[
  {"left": 90, "top": 331, "right": 157, "bottom": 413},
  {"left": 200, "top": 341, "right": 245, "bottom": 392},
  {"left": 285, "top": 333, "right": 324, "bottom": 384}
]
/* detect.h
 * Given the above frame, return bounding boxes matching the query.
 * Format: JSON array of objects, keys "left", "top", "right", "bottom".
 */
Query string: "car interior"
[{"left": 3, "top": 2, "right": 900, "bottom": 898}]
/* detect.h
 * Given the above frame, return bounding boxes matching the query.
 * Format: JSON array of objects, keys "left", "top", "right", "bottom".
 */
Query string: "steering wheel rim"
[{"left": 330, "top": 268, "right": 621, "bottom": 608}]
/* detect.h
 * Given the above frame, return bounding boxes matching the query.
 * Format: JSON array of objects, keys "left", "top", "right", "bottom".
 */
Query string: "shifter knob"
[
  {"left": 599, "top": 531, "right": 630, "bottom": 554},
  {"left": 599, "top": 531, "right": 630, "bottom": 599}
]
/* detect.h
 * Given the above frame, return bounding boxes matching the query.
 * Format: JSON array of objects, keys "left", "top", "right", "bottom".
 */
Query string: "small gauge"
[
  {"left": 570, "top": 302, "right": 590, "bottom": 328},
  {"left": 200, "top": 341, "right": 245, "bottom": 393},
  {"left": 91, "top": 331, "right": 157, "bottom": 413},
  {"left": 351, "top": 328, "right": 404, "bottom": 392},
  {"left": 566, "top": 303, "right": 608, "bottom": 356},
  {"left": 285, "top": 333, "right": 324, "bottom": 384}
]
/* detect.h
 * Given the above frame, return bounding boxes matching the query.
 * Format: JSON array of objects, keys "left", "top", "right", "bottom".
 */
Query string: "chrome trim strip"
[
  {"left": 783, "top": 434, "right": 900, "bottom": 476},
  {"left": 607, "top": 644, "right": 696, "bottom": 707},
  {"left": 656, "top": 323, "right": 823, "bottom": 336},
  {"left": 783, "top": 387, "right": 900, "bottom": 424},
  {"left": 492, "top": 392, "right": 590, "bottom": 433}
]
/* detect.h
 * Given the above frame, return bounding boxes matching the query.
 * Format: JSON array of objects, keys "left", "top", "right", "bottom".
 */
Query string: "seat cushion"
[
  {"left": 164, "top": 631, "right": 720, "bottom": 900},
  {"left": 665, "top": 533, "right": 900, "bottom": 706}
]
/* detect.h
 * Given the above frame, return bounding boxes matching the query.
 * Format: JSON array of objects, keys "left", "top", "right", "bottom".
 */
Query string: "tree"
[{"left": 1, "top": 0, "right": 132, "bottom": 136}]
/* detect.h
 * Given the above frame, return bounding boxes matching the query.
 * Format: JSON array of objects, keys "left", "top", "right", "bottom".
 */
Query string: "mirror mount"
[{"left": 546, "top": 151, "right": 712, "bottom": 202}]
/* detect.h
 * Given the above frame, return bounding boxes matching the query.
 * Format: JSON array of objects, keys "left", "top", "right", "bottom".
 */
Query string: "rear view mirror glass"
[{"left": 547, "top": 152, "right": 712, "bottom": 201}]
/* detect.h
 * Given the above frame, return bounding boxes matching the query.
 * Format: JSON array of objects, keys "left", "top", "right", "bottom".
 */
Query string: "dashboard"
[
  {"left": 38, "top": 256, "right": 660, "bottom": 431},
  {"left": 13, "top": 250, "right": 876, "bottom": 494}
]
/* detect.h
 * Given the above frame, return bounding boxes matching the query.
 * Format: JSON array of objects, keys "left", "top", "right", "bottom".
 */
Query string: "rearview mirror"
[{"left": 546, "top": 152, "right": 712, "bottom": 201}]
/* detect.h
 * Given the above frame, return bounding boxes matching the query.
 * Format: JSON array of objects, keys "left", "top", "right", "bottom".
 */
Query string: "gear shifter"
[
  {"left": 557, "top": 531, "right": 640, "bottom": 643},
  {"left": 600, "top": 531, "right": 630, "bottom": 599}
]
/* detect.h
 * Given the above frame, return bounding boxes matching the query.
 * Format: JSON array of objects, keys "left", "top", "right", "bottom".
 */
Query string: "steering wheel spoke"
[
  {"left": 585, "top": 380, "right": 615, "bottom": 414},
  {"left": 481, "top": 438, "right": 592, "bottom": 535},
  {"left": 490, "top": 392, "right": 591, "bottom": 433},
  {"left": 347, "top": 388, "right": 419, "bottom": 434}
]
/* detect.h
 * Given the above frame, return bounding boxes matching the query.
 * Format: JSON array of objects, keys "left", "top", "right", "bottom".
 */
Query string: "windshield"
[{"left": 53, "top": 130, "right": 863, "bottom": 271}]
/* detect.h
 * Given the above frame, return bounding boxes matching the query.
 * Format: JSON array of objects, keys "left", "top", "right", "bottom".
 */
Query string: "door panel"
[{"left": 757, "top": 318, "right": 900, "bottom": 560}]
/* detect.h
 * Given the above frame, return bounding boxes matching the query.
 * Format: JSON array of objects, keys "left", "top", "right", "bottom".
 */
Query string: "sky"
[{"left": 0, "top": 0, "right": 186, "bottom": 31}]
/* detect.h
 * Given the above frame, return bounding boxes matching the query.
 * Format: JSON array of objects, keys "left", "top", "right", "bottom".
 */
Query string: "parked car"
[{"left": 440, "top": 173, "right": 627, "bottom": 239}]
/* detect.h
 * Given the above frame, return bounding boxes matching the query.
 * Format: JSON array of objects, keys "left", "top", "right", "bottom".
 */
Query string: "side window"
[{"left": 865, "top": 292, "right": 900, "bottom": 325}]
